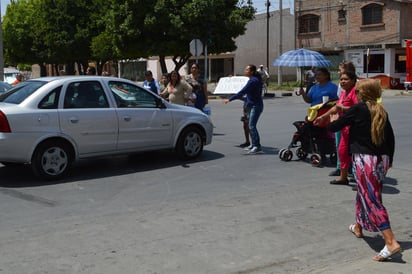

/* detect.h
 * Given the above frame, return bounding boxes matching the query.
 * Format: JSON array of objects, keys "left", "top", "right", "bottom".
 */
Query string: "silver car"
[
  {"left": 0, "top": 76, "right": 213, "bottom": 180},
  {"left": 0, "top": 81, "right": 12, "bottom": 94}
]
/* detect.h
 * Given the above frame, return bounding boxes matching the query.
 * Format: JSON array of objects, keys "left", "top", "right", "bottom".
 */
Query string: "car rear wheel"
[
  {"left": 31, "top": 140, "right": 73, "bottom": 180},
  {"left": 176, "top": 126, "right": 203, "bottom": 160}
]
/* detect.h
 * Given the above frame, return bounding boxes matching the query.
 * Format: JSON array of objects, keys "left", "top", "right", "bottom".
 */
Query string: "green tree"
[
  {"left": 3, "top": 0, "right": 255, "bottom": 75},
  {"left": 31, "top": 0, "right": 108, "bottom": 74},
  {"left": 2, "top": 1, "right": 38, "bottom": 66},
  {"left": 108, "top": 0, "right": 255, "bottom": 73},
  {"left": 3, "top": 0, "right": 109, "bottom": 75}
]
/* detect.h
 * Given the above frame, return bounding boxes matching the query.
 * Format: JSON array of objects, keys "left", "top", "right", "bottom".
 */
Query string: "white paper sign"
[{"left": 213, "top": 76, "right": 249, "bottom": 94}]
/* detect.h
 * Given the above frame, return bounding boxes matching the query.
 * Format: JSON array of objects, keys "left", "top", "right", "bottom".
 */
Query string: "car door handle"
[
  {"left": 69, "top": 117, "right": 79, "bottom": 123},
  {"left": 123, "top": 116, "right": 131, "bottom": 122}
]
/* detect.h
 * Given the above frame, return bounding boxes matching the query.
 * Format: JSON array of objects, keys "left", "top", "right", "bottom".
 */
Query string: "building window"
[
  {"left": 362, "top": 3, "right": 383, "bottom": 25},
  {"left": 338, "top": 9, "right": 346, "bottom": 21},
  {"left": 364, "top": 53, "right": 384, "bottom": 73},
  {"left": 395, "top": 54, "right": 406, "bottom": 73},
  {"left": 299, "top": 14, "right": 319, "bottom": 34}
]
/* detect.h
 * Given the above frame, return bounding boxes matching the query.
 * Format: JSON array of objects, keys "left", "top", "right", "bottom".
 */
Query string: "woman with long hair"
[
  {"left": 224, "top": 64, "right": 264, "bottom": 154},
  {"left": 160, "top": 70, "right": 192, "bottom": 105},
  {"left": 327, "top": 79, "right": 400, "bottom": 261},
  {"left": 186, "top": 63, "right": 208, "bottom": 111},
  {"left": 329, "top": 61, "right": 357, "bottom": 177},
  {"left": 315, "top": 70, "right": 358, "bottom": 185}
]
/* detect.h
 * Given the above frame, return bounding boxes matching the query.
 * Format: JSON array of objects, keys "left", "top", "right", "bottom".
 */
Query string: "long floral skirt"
[{"left": 352, "top": 153, "right": 391, "bottom": 232}]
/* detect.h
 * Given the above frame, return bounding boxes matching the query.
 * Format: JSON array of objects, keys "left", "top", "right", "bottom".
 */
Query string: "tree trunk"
[
  {"left": 159, "top": 55, "right": 167, "bottom": 74},
  {"left": 172, "top": 55, "right": 191, "bottom": 73},
  {"left": 53, "top": 64, "right": 59, "bottom": 76},
  {"left": 79, "top": 61, "right": 89, "bottom": 75},
  {"left": 96, "top": 61, "right": 106, "bottom": 76},
  {"left": 40, "top": 63, "right": 47, "bottom": 77},
  {"left": 66, "top": 62, "right": 75, "bottom": 75}
]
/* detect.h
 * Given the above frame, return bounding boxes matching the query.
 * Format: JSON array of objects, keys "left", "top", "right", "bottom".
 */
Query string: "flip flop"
[
  {"left": 373, "top": 245, "right": 403, "bottom": 261},
  {"left": 348, "top": 223, "right": 363, "bottom": 238}
]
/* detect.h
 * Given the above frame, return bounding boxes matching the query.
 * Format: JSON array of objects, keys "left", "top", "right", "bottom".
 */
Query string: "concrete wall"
[{"left": 234, "top": 9, "right": 296, "bottom": 81}]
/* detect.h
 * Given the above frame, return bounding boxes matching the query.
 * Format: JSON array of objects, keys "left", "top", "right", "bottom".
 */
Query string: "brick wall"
[{"left": 295, "top": 0, "right": 410, "bottom": 50}]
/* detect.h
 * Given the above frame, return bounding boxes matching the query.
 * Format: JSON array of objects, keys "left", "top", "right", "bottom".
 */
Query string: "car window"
[
  {"left": 64, "top": 81, "right": 109, "bottom": 109},
  {"left": 0, "top": 82, "right": 12, "bottom": 93},
  {"left": 38, "top": 86, "right": 62, "bottom": 109},
  {"left": 0, "top": 81, "right": 47, "bottom": 104},
  {"left": 109, "top": 81, "right": 158, "bottom": 108}
]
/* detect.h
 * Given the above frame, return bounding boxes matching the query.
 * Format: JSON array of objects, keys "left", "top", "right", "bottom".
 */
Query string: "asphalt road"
[{"left": 0, "top": 91, "right": 411, "bottom": 273}]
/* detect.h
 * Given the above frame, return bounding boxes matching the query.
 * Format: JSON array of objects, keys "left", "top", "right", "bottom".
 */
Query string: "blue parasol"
[
  {"left": 272, "top": 48, "right": 332, "bottom": 67},
  {"left": 272, "top": 48, "right": 332, "bottom": 94}
]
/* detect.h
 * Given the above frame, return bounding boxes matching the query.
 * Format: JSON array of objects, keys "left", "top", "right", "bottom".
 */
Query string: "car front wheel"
[
  {"left": 176, "top": 126, "right": 203, "bottom": 160},
  {"left": 31, "top": 140, "right": 73, "bottom": 180}
]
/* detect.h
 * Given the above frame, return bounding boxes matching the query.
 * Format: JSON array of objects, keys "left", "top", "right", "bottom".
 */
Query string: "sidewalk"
[{"left": 207, "top": 84, "right": 412, "bottom": 99}]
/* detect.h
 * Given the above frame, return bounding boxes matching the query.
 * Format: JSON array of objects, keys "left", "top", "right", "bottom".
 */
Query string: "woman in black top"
[{"left": 328, "top": 78, "right": 401, "bottom": 261}]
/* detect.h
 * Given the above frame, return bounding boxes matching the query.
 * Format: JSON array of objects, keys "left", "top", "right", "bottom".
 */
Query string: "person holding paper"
[{"left": 224, "top": 64, "right": 264, "bottom": 154}]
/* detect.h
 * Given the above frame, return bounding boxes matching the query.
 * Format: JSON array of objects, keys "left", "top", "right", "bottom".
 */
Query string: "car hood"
[{"left": 163, "top": 101, "right": 204, "bottom": 115}]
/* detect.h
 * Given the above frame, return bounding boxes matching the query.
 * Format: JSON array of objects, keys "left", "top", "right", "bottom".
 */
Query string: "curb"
[{"left": 207, "top": 89, "right": 411, "bottom": 99}]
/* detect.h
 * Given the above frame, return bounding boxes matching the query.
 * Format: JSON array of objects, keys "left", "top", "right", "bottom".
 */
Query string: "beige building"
[
  {"left": 233, "top": 8, "right": 295, "bottom": 80},
  {"left": 184, "top": 8, "right": 295, "bottom": 82},
  {"left": 295, "top": 0, "right": 412, "bottom": 88}
]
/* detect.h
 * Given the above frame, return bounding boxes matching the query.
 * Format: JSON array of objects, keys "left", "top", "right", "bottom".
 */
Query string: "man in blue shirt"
[
  {"left": 143, "top": 71, "right": 161, "bottom": 95},
  {"left": 300, "top": 68, "right": 338, "bottom": 106}
]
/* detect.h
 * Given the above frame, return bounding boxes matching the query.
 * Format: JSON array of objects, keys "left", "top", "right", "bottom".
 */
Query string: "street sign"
[{"left": 189, "top": 39, "right": 203, "bottom": 57}]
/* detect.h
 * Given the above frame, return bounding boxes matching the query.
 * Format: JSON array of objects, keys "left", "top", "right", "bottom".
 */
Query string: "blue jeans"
[
  {"left": 248, "top": 104, "right": 263, "bottom": 147},
  {"left": 335, "top": 131, "right": 341, "bottom": 169}
]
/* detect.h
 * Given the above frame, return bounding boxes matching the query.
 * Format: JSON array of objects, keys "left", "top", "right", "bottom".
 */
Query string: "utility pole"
[
  {"left": 266, "top": 0, "right": 270, "bottom": 74},
  {"left": 278, "top": 0, "right": 283, "bottom": 86},
  {"left": 0, "top": 4, "right": 4, "bottom": 82}
]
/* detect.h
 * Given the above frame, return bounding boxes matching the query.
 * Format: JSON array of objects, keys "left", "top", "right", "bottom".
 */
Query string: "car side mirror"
[{"left": 155, "top": 97, "right": 166, "bottom": 109}]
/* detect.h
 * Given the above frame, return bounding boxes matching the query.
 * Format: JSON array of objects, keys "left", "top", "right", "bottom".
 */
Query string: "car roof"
[
  {"left": 18, "top": 76, "right": 138, "bottom": 92},
  {"left": 27, "top": 76, "right": 128, "bottom": 83},
  {"left": 0, "top": 81, "right": 12, "bottom": 87}
]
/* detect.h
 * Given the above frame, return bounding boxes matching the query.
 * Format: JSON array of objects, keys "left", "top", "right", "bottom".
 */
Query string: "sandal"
[
  {"left": 373, "top": 245, "right": 402, "bottom": 262},
  {"left": 348, "top": 223, "right": 363, "bottom": 238},
  {"left": 330, "top": 179, "right": 349, "bottom": 185}
]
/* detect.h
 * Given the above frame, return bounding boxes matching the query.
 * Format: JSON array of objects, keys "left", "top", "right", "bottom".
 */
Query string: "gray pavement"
[{"left": 0, "top": 90, "right": 411, "bottom": 273}]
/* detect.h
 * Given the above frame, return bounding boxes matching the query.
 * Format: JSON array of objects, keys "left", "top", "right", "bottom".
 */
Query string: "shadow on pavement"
[
  {"left": 362, "top": 234, "right": 411, "bottom": 264},
  {"left": 383, "top": 177, "right": 400, "bottom": 194},
  {"left": 0, "top": 150, "right": 224, "bottom": 188}
]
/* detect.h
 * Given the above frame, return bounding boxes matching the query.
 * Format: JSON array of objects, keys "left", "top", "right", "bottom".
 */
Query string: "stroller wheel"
[
  {"left": 281, "top": 149, "right": 293, "bottom": 161},
  {"left": 310, "top": 153, "right": 322, "bottom": 167},
  {"left": 278, "top": 148, "right": 286, "bottom": 160},
  {"left": 296, "top": 147, "right": 308, "bottom": 160}
]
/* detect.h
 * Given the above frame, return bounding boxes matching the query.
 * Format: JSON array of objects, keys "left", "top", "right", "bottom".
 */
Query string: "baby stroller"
[{"left": 279, "top": 100, "right": 337, "bottom": 166}]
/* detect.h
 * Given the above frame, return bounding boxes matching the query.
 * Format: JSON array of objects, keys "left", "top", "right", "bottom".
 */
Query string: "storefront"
[{"left": 345, "top": 47, "right": 406, "bottom": 89}]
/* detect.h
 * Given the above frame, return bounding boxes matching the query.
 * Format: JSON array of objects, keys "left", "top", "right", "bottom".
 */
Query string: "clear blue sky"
[
  {"left": 2, "top": 0, "right": 293, "bottom": 17},
  {"left": 254, "top": 0, "right": 294, "bottom": 14},
  {"left": 1, "top": 0, "right": 10, "bottom": 17}
]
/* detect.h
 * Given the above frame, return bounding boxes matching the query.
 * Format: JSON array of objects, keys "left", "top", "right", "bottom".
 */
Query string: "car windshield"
[
  {"left": 0, "top": 82, "right": 12, "bottom": 93},
  {"left": 0, "top": 81, "right": 47, "bottom": 104}
]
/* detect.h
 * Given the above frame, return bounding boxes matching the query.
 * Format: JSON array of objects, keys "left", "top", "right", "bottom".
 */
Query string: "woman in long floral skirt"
[{"left": 327, "top": 78, "right": 401, "bottom": 261}]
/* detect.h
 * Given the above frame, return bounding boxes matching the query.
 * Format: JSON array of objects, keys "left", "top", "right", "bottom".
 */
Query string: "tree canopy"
[{"left": 2, "top": 0, "right": 255, "bottom": 75}]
